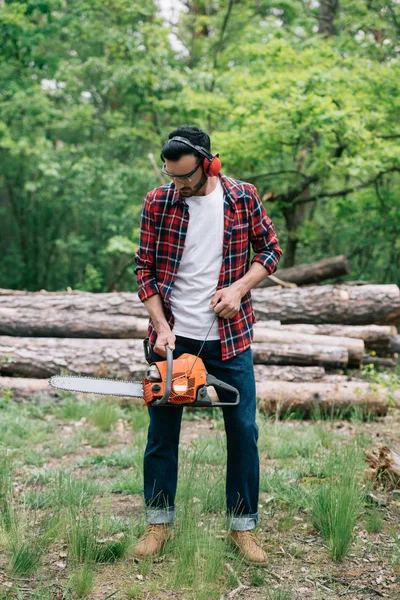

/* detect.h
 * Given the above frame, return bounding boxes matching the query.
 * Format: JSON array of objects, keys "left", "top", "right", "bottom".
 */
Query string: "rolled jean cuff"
[
  {"left": 145, "top": 507, "right": 175, "bottom": 525},
  {"left": 227, "top": 513, "right": 258, "bottom": 531}
]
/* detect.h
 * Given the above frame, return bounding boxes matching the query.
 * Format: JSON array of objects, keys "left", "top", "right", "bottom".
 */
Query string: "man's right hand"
[{"left": 154, "top": 330, "right": 176, "bottom": 357}]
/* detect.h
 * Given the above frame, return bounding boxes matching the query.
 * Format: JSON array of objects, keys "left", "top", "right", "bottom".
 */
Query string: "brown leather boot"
[
  {"left": 132, "top": 524, "right": 171, "bottom": 558},
  {"left": 229, "top": 530, "right": 268, "bottom": 564}
]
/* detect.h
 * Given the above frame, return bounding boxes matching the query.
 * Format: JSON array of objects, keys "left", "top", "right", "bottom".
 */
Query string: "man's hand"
[
  {"left": 154, "top": 329, "right": 176, "bottom": 357},
  {"left": 209, "top": 283, "right": 243, "bottom": 319}
]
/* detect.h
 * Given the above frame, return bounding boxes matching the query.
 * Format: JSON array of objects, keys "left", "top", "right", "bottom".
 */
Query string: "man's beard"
[{"left": 179, "top": 172, "right": 208, "bottom": 197}]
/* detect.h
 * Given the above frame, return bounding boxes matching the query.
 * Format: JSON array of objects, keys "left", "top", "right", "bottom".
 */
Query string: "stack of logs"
[{"left": 1, "top": 257, "right": 399, "bottom": 417}]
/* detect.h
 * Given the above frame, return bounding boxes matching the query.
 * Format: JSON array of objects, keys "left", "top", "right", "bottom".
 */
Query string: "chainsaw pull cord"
[{"left": 187, "top": 311, "right": 219, "bottom": 378}]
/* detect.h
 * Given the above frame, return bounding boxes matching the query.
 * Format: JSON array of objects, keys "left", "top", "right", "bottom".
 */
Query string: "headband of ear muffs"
[{"left": 162, "top": 136, "right": 221, "bottom": 177}]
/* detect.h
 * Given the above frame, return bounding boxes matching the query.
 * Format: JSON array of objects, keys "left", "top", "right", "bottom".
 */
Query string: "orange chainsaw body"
[{"left": 143, "top": 353, "right": 207, "bottom": 406}]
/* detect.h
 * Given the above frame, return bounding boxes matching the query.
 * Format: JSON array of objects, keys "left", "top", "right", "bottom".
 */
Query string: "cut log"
[
  {"left": 2, "top": 284, "right": 399, "bottom": 326},
  {"left": 0, "top": 336, "right": 148, "bottom": 379},
  {"left": 1, "top": 336, "right": 350, "bottom": 380},
  {"left": 362, "top": 355, "right": 398, "bottom": 368},
  {"left": 0, "top": 377, "right": 142, "bottom": 404},
  {"left": 270, "top": 324, "right": 396, "bottom": 348},
  {"left": 364, "top": 446, "right": 400, "bottom": 489},
  {"left": 0, "top": 377, "right": 60, "bottom": 400},
  {"left": 390, "top": 335, "right": 400, "bottom": 353},
  {"left": 0, "top": 291, "right": 148, "bottom": 318},
  {"left": 257, "top": 255, "right": 350, "bottom": 288},
  {"left": 256, "top": 381, "right": 396, "bottom": 417},
  {"left": 252, "top": 343, "right": 348, "bottom": 368},
  {"left": 253, "top": 327, "right": 364, "bottom": 365},
  {"left": 254, "top": 365, "right": 326, "bottom": 382},
  {"left": 0, "top": 307, "right": 149, "bottom": 338},
  {"left": 252, "top": 284, "right": 400, "bottom": 325}
]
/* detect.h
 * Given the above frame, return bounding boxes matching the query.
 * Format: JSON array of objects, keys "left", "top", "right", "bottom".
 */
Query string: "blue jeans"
[{"left": 143, "top": 335, "right": 259, "bottom": 531}]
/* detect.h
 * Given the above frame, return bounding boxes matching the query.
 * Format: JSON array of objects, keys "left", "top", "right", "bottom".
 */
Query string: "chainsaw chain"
[{"left": 49, "top": 375, "right": 144, "bottom": 398}]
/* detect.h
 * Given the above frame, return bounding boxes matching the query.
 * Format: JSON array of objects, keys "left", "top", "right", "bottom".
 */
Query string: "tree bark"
[
  {"left": 272, "top": 323, "right": 396, "bottom": 348},
  {"left": 0, "top": 307, "right": 148, "bottom": 338},
  {"left": 256, "top": 380, "right": 394, "bottom": 417},
  {"left": 364, "top": 446, "right": 400, "bottom": 489},
  {"left": 0, "top": 377, "right": 143, "bottom": 404},
  {"left": 1, "top": 336, "right": 350, "bottom": 379},
  {"left": 0, "top": 336, "right": 149, "bottom": 379},
  {"left": 318, "top": 0, "right": 339, "bottom": 36},
  {"left": 390, "top": 335, "right": 400, "bottom": 353},
  {"left": 1, "top": 285, "right": 399, "bottom": 326},
  {"left": 362, "top": 355, "right": 398, "bottom": 369},
  {"left": 0, "top": 377, "right": 60, "bottom": 399},
  {"left": 253, "top": 327, "right": 363, "bottom": 365},
  {"left": 252, "top": 284, "right": 400, "bottom": 325},
  {"left": 252, "top": 342, "right": 348, "bottom": 367},
  {"left": 0, "top": 290, "right": 147, "bottom": 317},
  {"left": 257, "top": 255, "right": 350, "bottom": 287},
  {"left": 254, "top": 365, "right": 326, "bottom": 382}
]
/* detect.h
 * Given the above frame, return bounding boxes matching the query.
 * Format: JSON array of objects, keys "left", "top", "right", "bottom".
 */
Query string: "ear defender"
[
  {"left": 203, "top": 153, "right": 221, "bottom": 177},
  {"left": 163, "top": 136, "right": 222, "bottom": 177}
]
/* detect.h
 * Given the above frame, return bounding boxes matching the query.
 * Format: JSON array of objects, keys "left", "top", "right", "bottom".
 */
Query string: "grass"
[
  {"left": 68, "top": 564, "right": 95, "bottom": 598},
  {"left": 66, "top": 508, "right": 130, "bottom": 565},
  {"left": 309, "top": 444, "right": 365, "bottom": 561},
  {"left": 364, "top": 509, "right": 385, "bottom": 534},
  {"left": 8, "top": 540, "right": 41, "bottom": 576},
  {"left": 24, "top": 470, "right": 102, "bottom": 509},
  {"left": 0, "top": 392, "right": 399, "bottom": 598},
  {"left": 88, "top": 400, "right": 121, "bottom": 432}
]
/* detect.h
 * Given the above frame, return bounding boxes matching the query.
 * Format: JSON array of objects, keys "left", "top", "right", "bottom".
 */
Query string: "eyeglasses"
[{"left": 161, "top": 162, "right": 202, "bottom": 183}]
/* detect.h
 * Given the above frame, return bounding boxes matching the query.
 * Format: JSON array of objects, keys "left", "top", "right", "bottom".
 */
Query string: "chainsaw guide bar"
[{"left": 48, "top": 343, "right": 240, "bottom": 408}]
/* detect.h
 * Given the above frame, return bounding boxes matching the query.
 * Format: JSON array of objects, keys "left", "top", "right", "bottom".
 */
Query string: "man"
[{"left": 133, "top": 125, "right": 282, "bottom": 563}]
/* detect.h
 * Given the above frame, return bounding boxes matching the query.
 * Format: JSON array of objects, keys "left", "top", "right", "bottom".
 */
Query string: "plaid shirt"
[{"left": 134, "top": 173, "right": 282, "bottom": 360}]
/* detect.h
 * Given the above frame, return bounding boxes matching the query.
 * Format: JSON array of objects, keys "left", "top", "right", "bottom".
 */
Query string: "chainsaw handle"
[
  {"left": 206, "top": 374, "right": 240, "bottom": 406},
  {"left": 151, "top": 344, "right": 173, "bottom": 406}
]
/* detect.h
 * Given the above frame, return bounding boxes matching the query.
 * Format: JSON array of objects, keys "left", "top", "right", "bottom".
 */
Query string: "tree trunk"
[
  {"left": 272, "top": 323, "right": 396, "bottom": 348},
  {"left": 0, "top": 336, "right": 148, "bottom": 379},
  {"left": 0, "top": 290, "right": 147, "bottom": 317},
  {"left": 253, "top": 365, "right": 326, "bottom": 382},
  {"left": 2, "top": 285, "right": 399, "bottom": 326},
  {"left": 257, "top": 255, "right": 351, "bottom": 288},
  {"left": 252, "top": 284, "right": 400, "bottom": 325},
  {"left": 0, "top": 377, "right": 60, "bottom": 400},
  {"left": 1, "top": 336, "right": 350, "bottom": 379},
  {"left": 362, "top": 355, "right": 398, "bottom": 369},
  {"left": 390, "top": 335, "right": 400, "bottom": 353},
  {"left": 318, "top": 0, "right": 339, "bottom": 36},
  {"left": 0, "top": 307, "right": 148, "bottom": 338},
  {"left": 252, "top": 342, "right": 348, "bottom": 367},
  {"left": 253, "top": 327, "right": 363, "bottom": 365},
  {"left": 256, "top": 380, "right": 394, "bottom": 417}
]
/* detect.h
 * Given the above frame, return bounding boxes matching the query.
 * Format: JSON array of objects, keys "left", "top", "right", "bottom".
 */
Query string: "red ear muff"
[{"left": 203, "top": 154, "right": 221, "bottom": 177}]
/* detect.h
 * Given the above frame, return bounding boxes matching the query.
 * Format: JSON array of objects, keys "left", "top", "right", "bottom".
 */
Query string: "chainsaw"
[{"left": 48, "top": 339, "right": 240, "bottom": 408}]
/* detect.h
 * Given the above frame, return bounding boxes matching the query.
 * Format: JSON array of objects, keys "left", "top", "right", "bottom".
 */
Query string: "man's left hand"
[{"left": 209, "top": 283, "right": 243, "bottom": 319}]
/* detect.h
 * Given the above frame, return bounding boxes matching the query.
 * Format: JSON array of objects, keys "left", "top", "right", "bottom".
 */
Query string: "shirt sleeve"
[
  {"left": 134, "top": 193, "right": 160, "bottom": 302},
  {"left": 248, "top": 184, "right": 283, "bottom": 275}
]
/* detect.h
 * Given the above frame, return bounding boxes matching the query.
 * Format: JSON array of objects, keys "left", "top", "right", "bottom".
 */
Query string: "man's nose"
[{"left": 174, "top": 179, "right": 186, "bottom": 189}]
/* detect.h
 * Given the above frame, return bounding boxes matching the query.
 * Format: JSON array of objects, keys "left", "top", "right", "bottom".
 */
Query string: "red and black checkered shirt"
[{"left": 134, "top": 173, "right": 282, "bottom": 360}]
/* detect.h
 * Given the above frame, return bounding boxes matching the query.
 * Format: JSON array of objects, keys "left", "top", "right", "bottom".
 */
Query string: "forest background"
[{"left": 1, "top": 0, "right": 399, "bottom": 293}]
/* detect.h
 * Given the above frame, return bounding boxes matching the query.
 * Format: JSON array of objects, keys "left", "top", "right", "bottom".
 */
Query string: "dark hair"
[{"left": 160, "top": 125, "right": 211, "bottom": 161}]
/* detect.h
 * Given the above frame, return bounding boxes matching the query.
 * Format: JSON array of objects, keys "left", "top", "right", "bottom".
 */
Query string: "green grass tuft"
[
  {"left": 89, "top": 401, "right": 121, "bottom": 432},
  {"left": 309, "top": 445, "right": 365, "bottom": 561}
]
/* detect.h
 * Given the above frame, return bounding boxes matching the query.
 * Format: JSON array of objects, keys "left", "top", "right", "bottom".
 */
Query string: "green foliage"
[{"left": 1, "top": 0, "right": 399, "bottom": 289}]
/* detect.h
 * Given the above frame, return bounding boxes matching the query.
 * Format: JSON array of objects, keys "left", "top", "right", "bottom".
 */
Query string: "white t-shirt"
[{"left": 170, "top": 178, "right": 224, "bottom": 340}]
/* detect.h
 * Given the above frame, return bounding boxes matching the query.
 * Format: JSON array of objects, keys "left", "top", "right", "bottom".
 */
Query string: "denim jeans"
[{"left": 143, "top": 335, "right": 259, "bottom": 531}]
